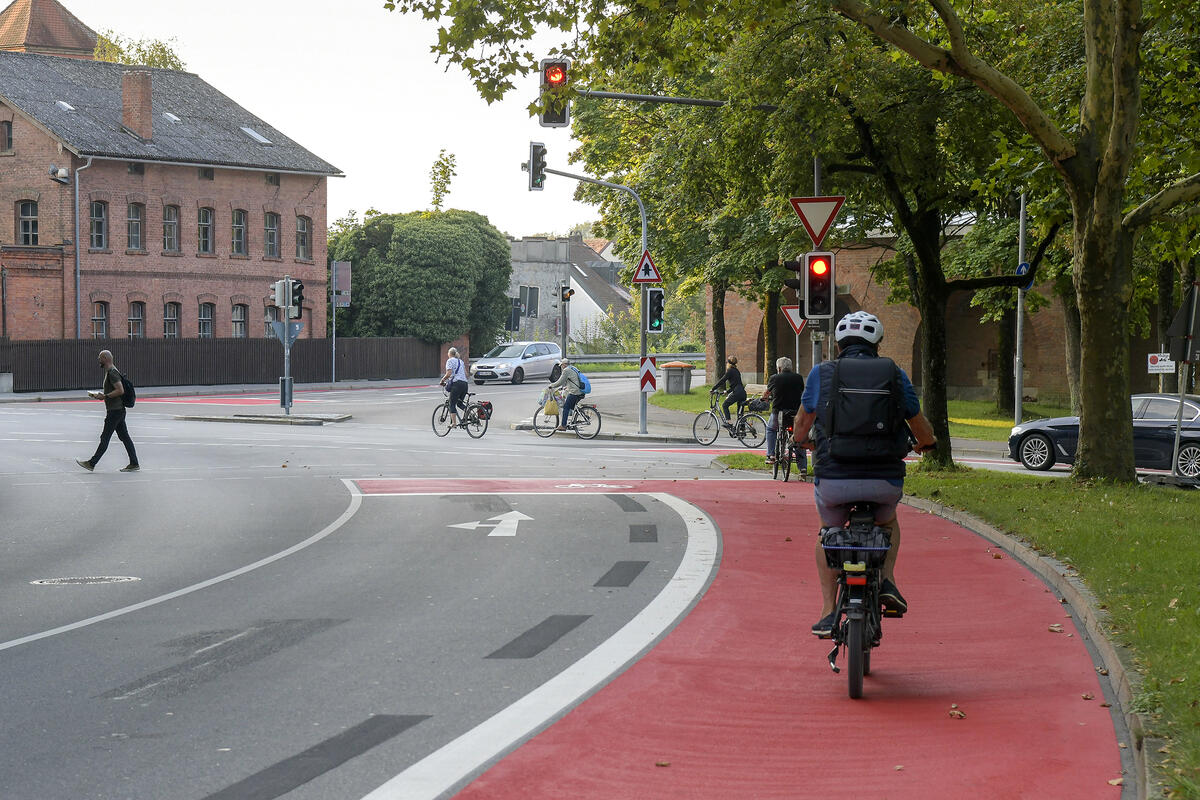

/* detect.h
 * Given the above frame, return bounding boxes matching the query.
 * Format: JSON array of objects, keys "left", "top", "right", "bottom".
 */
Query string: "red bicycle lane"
[{"left": 397, "top": 477, "right": 1124, "bottom": 799}]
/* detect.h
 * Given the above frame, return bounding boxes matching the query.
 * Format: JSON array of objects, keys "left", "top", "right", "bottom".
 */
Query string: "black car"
[{"left": 1008, "top": 393, "right": 1200, "bottom": 477}]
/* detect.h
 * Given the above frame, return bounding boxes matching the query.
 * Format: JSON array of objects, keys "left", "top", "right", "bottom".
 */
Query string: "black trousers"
[
  {"left": 91, "top": 407, "right": 138, "bottom": 466},
  {"left": 447, "top": 380, "right": 469, "bottom": 416}
]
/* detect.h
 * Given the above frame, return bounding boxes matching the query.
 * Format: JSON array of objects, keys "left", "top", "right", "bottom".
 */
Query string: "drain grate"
[{"left": 30, "top": 576, "right": 141, "bottom": 586}]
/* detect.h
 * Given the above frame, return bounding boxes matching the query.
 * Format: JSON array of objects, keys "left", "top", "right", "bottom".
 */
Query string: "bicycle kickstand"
[{"left": 827, "top": 643, "right": 841, "bottom": 673}]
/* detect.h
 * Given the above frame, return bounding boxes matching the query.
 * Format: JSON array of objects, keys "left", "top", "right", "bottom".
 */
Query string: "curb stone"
[{"left": 902, "top": 495, "right": 1167, "bottom": 800}]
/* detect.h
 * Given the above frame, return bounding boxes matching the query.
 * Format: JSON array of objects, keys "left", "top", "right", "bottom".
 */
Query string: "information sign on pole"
[
  {"left": 788, "top": 196, "right": 845, "bottom": 248},
  {"left": 1148, "top": 353, "right": 1176, "bottom": 374},
  {"left": 332, "top": 260, "right": 352, "bottom": 308}
]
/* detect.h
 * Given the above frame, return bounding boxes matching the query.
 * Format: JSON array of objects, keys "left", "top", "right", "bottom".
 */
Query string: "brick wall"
[{"left": 0, "top": 100, "right": 329, "bottom": 342}]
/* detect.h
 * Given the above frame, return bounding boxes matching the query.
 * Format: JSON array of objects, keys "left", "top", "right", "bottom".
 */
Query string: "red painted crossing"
[{"left": 359, "top": 478, "right": 1122, "bottom": 797}]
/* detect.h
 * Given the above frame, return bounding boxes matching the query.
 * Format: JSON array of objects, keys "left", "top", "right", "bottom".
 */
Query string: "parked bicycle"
[
  {"left": 819, "top": 502, "right": 899, "bottom": 699},
  {"left": 693, "top": 391, "right": 766, "bottom": 447},
  {"left": 532, "top": 388, "right": 601, "bottom": 439},
  {"left": 432, "top": 389, "right": 490, "bottom": 438}
]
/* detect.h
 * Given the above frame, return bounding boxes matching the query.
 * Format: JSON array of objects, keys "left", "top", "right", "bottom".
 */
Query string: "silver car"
[{"left": 471, "top": 341, "right": 563, "bottom": 385}]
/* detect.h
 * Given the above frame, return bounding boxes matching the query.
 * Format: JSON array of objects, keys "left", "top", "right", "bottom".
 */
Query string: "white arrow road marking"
[{"left": 447, "top": 510, "right": 534, "bottom": 537}]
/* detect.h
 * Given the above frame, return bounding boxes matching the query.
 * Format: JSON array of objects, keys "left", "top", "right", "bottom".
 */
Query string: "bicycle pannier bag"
[{"left": 478, "top": 400, "right": 493, "bottom": 420}]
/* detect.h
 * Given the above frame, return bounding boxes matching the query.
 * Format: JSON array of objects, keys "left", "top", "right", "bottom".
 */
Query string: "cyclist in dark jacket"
[
  {"left": 710, "top": 356, "right": 746, "bottom": 425},
  {"left": 794, "top": 311, "right": 936, "bottom": 638},
  {"left": 761, "top": 356, "right": 806, "bottom": 473}
]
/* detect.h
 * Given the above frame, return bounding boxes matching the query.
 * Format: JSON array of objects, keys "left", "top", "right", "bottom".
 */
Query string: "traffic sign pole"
[{"left": 1015, "top": 192, "right": 1027, "bottom": 426}]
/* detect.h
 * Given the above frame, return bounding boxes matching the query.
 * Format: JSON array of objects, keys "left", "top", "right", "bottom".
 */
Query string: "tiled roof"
[
  {"left": 0, "top": 0, "right": 96, "bottom": 56},
  {"left": 583, "top": 237, "right": 610, "bottom": 256},
  {"left": 0, "top": 50, "right": 341, "bottom": 175}
]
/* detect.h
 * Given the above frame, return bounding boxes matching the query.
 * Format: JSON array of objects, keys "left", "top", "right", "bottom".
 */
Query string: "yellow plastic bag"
[{"left": 543, "top": 399, "right": 560, "bottom": 416}]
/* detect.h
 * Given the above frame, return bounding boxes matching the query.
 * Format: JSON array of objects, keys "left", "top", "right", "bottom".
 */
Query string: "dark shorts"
[{"left": 813, "top": 478, "right": 902, "bottom": 526}]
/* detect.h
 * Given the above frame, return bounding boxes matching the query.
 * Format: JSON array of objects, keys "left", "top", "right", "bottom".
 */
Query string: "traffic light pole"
[{"left": 544, "top": 166, "right": 649, "bottom": 434}]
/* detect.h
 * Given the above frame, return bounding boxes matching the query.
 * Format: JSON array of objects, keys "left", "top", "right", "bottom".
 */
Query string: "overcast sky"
[{"left": 65, "top": 0, "right": 598, "bottom": 240}]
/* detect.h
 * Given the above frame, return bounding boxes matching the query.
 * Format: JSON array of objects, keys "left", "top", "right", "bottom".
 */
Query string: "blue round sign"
[{"left": 1016, "top": 262, "right": 1033, "bottom": 292}]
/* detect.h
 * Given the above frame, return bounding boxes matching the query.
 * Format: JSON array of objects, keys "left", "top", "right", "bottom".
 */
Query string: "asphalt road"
[{"left": 0, "top": 377, "right": 738, "bottom": 799}]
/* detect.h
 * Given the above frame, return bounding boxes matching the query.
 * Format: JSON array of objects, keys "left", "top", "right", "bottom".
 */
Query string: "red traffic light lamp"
[
  {"left": 804, "top": 251, "right": 835, "bottom": 319},
  {"left": 538, "top": 57, "right": 572, "bottom": 128}
]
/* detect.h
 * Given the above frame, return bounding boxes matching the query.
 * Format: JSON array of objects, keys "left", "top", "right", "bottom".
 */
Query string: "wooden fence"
[{"left": 3, "top": 337, "right": 442, "bottom": 392}]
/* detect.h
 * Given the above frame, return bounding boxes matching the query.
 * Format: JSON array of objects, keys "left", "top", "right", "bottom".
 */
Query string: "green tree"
[
  {"left": 94, "top": 30, "right": 186, "bottom": 70},
  {"left": 429, "top": 150, "right": 457, "bottom": 212},
  {"left": 328, "top": 210, "right": 511, "bottom": 348}
]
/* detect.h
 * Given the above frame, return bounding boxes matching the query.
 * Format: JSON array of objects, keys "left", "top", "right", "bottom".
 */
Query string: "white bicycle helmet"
[{"left": 835, "top": 311, "right": 884, "bottom": 345}]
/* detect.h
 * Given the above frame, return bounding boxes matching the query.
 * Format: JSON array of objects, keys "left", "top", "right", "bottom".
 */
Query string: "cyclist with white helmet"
[{"left": 793, "top": 310, "right": 937, "bottom": 638}]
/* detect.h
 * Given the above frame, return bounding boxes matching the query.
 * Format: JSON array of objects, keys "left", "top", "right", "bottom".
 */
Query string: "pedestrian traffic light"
[
  {"left": 272, "top": 279, "right": 289, "bottom": 308},
  {"left": 560, "top": 285, "right": 574, "bottom": 302},
  {"left": 528, "top": 142, "right": 547, "bottom": 191},
  {"left": 646, "top": 287, "right": 665, "bottom": 333},
  {"left": 804, "top": 251, "right": 835, "bottom": 319},
  {"left": 538, "top": 58, "right": 571, "bottom": 128},
  {"left": 289, "top": 279, "right": 305, "bottom": 319}
]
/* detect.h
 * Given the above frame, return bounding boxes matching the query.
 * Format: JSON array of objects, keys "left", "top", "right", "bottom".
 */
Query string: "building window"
[
  {"left": 127, "top": 203, "right": 145, "bottom": 250},
  {"left": 265, "top": 172, "right": 280, "bottom": 186},
  {"left": 265, "top": 305, "right": 279, "bottom": 337},
  {"left": 127, "top": 162, "right": 144, "bottom": 175},
  {"left": 18, "top": 200, "right": 38, "bottom": 245},
  {"left": 232, "top": 304, "right": 248, "bottom": 338},
  {"left": 198, "top": 302, "right": 214, "bottom": 338},
  {"left": 91, "top": 301, "right": 109, "bottom": 338},
  {"left": 89, "top": 201, "right": 108, "bottom": 249},
  {"left": 163, "top": 205, "right": 180, "bottom": 252},
  {"left": 198, "top": 167, "right": 214, "bottom": 180},
  {"left": 128, "top": 301, "right": 145, "bottom": 338},
  {"left": 519, "top": 285, "right": 540, "bottom": 318},
  {"left": 163, "top": 302, "right": 180, "bottom": 338},
  {"left": 1, "top": 121, "right": 11, "bottom": 151},
  {"left": 295, "top": 215, "right": 311, "bottom": 260},
  {"left": 264, "top": 212, "right": 280, "bottom": 257},
  {"left": 197, "top": 207, "right": 214, "bottom": 254},
  {"left": 231, "top": 209, "right": 247, "bottom": 255}
]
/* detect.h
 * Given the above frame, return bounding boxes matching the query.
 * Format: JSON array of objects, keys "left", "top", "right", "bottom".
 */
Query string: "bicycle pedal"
[{"left": 883, "top": 609, "right": 904, "bottom": 618}]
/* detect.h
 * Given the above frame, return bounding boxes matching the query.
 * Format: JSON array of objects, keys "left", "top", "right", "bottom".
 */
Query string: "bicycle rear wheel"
[
  {"left": 737, "top": 413, "right": 767, "bottom": 448},
  {"left": 574, "top": 406, "right": 601, "bottom": 439},
  {"left": 781, "top": 432, "right": 793, "bottom": 482},
  {"left": 464, "top": 404, "right": 489, "bottom": 438},
  {"left": 532, "top": 405, "right": 559, "bottom": 437},
  {"left": 693, "top": 411, "right": 720, "bottom": 445},
  {"left": 432, "top": 403, "right": 452, "bottom": 437},
  {"left": 847, "top": 616, "right": 865, "bottom": 699}
]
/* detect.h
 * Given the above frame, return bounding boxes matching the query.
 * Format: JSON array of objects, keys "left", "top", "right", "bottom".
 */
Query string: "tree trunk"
[
  {"left": 763, "top": 289, "right": 779, "bottom": 381},
  {"left": 909, "top": 209, "right": 952, "bottom": 468},
  {"left": 1071, "top": 216, "right": 1135, "bottom": 481},
  {"left": 1058, "top": 284, "right": 1082, "bottom": 414},
  {"left": 1158, "top": 259, "right": 1178, "bottom": 394},
  {"left": 711, "top": 283, "right": 727, "bottom": 386},
  {"left": 996, "top": 305, "right": 1015, "bottom": 414}
]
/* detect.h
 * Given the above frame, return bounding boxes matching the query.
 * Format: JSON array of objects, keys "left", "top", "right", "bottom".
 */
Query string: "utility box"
[{"left": 662, "top": 361, "right": 695, "bottom": 394}]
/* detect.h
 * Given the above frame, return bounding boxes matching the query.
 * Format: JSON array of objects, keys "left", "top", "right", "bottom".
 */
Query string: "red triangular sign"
[
  {"left": 781, "top": 305, "right": 807, "bottom": 335},
  {"left": 789, "top": 196, "right": 845, "bottom": 247},
  {"left": 632, "top": 250, "right": 662, "bottom": 283}
]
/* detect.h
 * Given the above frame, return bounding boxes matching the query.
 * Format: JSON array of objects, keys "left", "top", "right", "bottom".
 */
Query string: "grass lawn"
[
  {"left": 573, "top": 361, "right": 640, "bottom": 372},
  {"left": 647, "top": 385, "right": 713, "bottom": 413}
]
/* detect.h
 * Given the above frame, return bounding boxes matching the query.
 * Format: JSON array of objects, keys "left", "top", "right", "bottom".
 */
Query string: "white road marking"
[
  {"left": 360, "top": 491, "right": 719, "bottom": 800},
  {"left": 447, "top": 510, "right": 534, "bottom": 537},
  {"left": 0, "top": 491, "right": 362, "bottom": 653}
]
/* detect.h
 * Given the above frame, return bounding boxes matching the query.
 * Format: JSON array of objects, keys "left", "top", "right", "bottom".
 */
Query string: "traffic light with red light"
[
  {"left": 804, "top": 251, "right": 835, "bottom": 319},
  {"left": 528, "top": 142, "right": 547, "bottom": 191},
  {"left": 538, "top": 58, "right": 572, "bottom": 127}
]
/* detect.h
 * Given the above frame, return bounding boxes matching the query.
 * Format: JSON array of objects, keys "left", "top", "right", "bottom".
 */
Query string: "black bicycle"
[
  {"left": 820, "top": 503, "right": 898, "bottom": 699},
  {"left": 771, "top": 410, "right": 806, "bottom": 482},
  {"left": 532, "top": 388, "right": 601, "bottom": 439},
  {"left": 693, "top": 392, "right": 766, "bottom": 447},
  {"left": 432, "top": 389, "right": 490, "bottom": 438}
]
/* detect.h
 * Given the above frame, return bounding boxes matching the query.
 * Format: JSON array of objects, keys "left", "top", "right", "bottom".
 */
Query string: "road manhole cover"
[{"left": 30, "top": 576, "right": 141, "bottom": 586}]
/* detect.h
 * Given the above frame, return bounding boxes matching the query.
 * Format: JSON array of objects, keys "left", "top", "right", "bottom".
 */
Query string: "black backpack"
[
  {"left": 826, "top": 357, "right": 906, "bottom": 463},
  {"left": 119, "top": 372, "right": 136, "bottom": 408}
]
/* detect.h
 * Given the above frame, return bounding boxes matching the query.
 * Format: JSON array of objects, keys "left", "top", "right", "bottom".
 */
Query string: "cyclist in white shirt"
[{"left": 440, "top": 346, "right": 469, "bottom": 426}]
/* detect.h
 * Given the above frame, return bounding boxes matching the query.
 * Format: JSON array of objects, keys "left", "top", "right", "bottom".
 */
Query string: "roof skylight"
[
  {"left": 56, "top": 100, "right": 75, "bottom": 111},
  {"left": 162, "top": 112, "right": 181, "bottom": 123},
  {"left": 240, "top": 126, "right": 272, "bottom": 145}
]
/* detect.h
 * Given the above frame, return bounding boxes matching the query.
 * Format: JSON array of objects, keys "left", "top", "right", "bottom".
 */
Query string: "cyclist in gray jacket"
[{"left": 548, "top": 358, "right": 585, "bottom": 430}]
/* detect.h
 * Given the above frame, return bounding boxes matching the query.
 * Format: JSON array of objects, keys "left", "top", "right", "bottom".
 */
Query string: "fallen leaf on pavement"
[
  {"left": 1048, "top": 623, "right": 1064, "bottom": 633},
  {"left": 656, "top": 761, "right": 671, "bottom": 768},
  {"left": 1108, "top": 778, "right": 1123, "bottom": 786},
  {"left": 1082, "top": 693, "right": 1094, "bottom": 700}
]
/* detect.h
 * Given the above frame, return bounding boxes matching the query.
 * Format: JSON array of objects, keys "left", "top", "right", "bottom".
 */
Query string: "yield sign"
[
  {"left": 789, "top": 196, "right": 845, "bottom": 248},
  {"left": 448, "top": 510, "right": 533, "bottom": 537},
  {"left": 632, "top": 250, "right": 662, "bottom": 283},
  {"left": 781, "top": 305, "right": 807, "bottom": 335}
]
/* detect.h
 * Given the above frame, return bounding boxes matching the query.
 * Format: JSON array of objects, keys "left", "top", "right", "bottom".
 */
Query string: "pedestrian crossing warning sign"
[{"left": 632, "top": 250, "right": 662, "bottom": 284}]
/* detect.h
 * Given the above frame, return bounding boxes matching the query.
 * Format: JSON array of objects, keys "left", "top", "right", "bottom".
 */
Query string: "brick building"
[
  {"left": 0, "top": 0, "right": 340, "bottom": 342},
  {"left": 708, "top": 239, "right": 1161, "bottom": 403}
]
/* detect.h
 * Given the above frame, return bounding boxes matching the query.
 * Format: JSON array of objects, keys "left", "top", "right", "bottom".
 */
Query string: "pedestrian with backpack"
[
  {"left": 77, "top": 349, "right": 139, "bottom": 472},
  {"left": 547, "top": 358, "right": 586, "bottom": 431}
]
